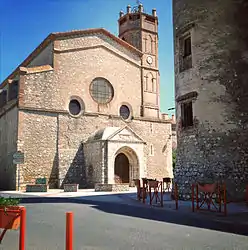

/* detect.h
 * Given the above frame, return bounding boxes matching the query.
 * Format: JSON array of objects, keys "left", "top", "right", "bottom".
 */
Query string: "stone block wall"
[
  {"left": 21, "top": 32, "right": 141, "bottom": 117},
  {"left": 57, "top": 114, "right": 86, "bottom": 188},
  {"left": 131, "top": 119, "right": 172, "bottom": 179},
  {"left": 0, "top": 29, "right": 173, "bottom": 191},
  {"left": 54, "top": 36, "right": 142, "bottom": 117},
  {"left": 173, "top": 0, "right": 248, "bottom": 200},
  {"left": 57, "top": 113, "right": 172, "bottom": 186},
  {"left": 95, "top": 183, "right": 130, "bottom": 192},
  {"left": 15, "top": 109, "right": 172, "bottom": 190},
  {"left": 17, "top": 110, "right": 58, "bottom": 190},
  {"left": 171, "top": 123, "right": 177, "bottom": 150},
  {"left": 13, "top": 31, "right": 173, "bottom": 190},
  {"left": 64, "top": 184, "right": 79, "bottom": 192},
  {"left": 0, "top": 104, "right": 18, "bottom": 190},
  {"left": 83, "top": 141, "right": 104, "bottom": 188}
]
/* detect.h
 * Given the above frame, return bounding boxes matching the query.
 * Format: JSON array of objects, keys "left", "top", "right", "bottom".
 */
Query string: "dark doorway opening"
[{"left": 114, "top": 153, "right": 129, "bottom": 184}]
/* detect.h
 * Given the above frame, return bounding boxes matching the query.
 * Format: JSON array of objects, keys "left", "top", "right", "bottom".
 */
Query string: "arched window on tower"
[
  {"left": 152, "top": 78, "right": 157, "bottom": 93},
  {"left": 146, "top": 35, "right": 153, "bottom": 54},
  {"left": 144, "top": 72, "right": 154, "bottom": 92}
]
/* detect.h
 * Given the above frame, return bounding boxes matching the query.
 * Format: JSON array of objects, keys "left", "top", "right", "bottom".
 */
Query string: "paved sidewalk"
[
  {"left": 1, "top": 188, "right": 248, "bottom": 226},
  {"left": 0, "top": 188, "right": 138, "bottom": 204},
  {"left": 0, "top": 188, "right": 136, "bottom": 198}
]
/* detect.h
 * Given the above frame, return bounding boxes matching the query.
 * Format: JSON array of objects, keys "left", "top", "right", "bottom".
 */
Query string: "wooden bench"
[
  {"left": 26, "top": 178, "right": 48, "bottom": 192},
  {"left": 63, "top": 184, "right": 79, "bottom": 192}
]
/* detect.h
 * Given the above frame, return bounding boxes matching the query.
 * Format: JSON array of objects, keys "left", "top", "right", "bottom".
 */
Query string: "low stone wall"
[
  {"left": 26, "top": 184, "right": 48, "bottom": 192},
  {"left": 95, "top": 183, "right": 130, "bottom": 192},
  {"left": 64, "top": 184, "right": 79, "bottom": 192}
]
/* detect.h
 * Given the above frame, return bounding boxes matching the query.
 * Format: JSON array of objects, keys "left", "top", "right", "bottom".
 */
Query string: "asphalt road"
[{"left": 1, "top": 200, "right": 248, "bottom": 250}]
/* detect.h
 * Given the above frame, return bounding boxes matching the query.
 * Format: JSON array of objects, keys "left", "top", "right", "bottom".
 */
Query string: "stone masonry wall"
[
  {"left": 0, "top": 105, "right": 18, "bottom": 190},
  {"left": 16, "top": 31, "right": 172, "bottom": 189},
  {"left": 171, "top": 124, "right": 177, "bottom": 150},
  {"left": 17, "top": 110, "right": 58, "bottom": 190},
  {"left": 57, "top": 113, "right": 172, "bottom": 188},
  {"left": 173, "top": 0, "right": 248, "bottom": 200},
  {"left": 80, "top": 141, "right": 104, "bottom": 188},
  {"left": 17, "top": 110, "right": 172, "bottom": 189},
  {"left": 95, "top": 183, "right": 129, "bottom": 192},
  {"left": 22, "top": 33, "right": 141, "bottom": 117}
]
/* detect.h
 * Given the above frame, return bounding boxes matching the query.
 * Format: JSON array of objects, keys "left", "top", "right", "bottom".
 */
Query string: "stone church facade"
[{"left": 0, "top": 4, "right": 173, "bottom": 191}]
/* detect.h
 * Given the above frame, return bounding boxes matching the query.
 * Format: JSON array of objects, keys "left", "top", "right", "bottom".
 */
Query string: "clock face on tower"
[{"left": 146, "top": 56, "right": 153, "bottom": 65}]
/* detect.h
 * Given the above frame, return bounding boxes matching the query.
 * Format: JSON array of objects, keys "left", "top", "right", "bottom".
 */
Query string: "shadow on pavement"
[{"left": 20, "top": 193, "right": 248, "bottom": 236}]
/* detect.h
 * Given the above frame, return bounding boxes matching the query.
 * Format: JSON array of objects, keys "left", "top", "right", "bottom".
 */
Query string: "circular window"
[
  {"left": 69, "top": 99, "right": 81, "bottom": 116},
  {"left": 120, "top": 105, "right": 130, "bottom": 120},
  {"left": 90, "top": 77, "right": 114, "bottom": 104}
]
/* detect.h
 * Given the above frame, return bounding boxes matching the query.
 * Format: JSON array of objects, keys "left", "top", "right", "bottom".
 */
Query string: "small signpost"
[{"left": 13, "top": 151, "right": 24, "bottom": 165}]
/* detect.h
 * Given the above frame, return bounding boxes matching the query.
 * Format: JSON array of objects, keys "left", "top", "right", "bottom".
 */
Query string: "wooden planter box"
[{"left": 0, "top": 206, "right": 23, "bottom": 230}]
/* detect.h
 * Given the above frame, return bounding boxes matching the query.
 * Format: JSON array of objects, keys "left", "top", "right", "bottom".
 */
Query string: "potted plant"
[{"left": 0, "top": 196, "right": 22, "bottom": 230}]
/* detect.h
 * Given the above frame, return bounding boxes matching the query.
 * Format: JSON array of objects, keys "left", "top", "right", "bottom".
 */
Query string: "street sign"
[{"left": 13, "top": 151, "right": 24, "bottom": 164}]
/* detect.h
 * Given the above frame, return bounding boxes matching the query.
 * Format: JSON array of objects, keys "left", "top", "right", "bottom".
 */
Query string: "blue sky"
[{"left": 0, "top": 0, "right": 175, "bottom": 115}]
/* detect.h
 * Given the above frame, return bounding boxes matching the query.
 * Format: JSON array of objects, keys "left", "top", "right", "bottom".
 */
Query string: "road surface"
[{"left": 0, "top": 200, "right": 248, "bottom": 250}]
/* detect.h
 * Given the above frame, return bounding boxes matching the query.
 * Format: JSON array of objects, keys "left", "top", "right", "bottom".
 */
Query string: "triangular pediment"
[{"left": 106, "top": 126, "right": 145, "bottom": 144}]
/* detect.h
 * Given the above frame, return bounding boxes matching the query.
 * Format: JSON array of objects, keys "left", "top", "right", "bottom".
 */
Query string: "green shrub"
[{"left": 0, "top": 197, "right": 20, "bottom": 207}]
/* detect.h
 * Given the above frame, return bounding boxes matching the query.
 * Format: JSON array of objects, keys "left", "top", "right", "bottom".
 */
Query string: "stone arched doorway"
[
  {"left": 114, "top": 153, "right": 129, "bottom": 184},
  {"left": 113, "top": 146, "right": 139, "bottom": 186}
]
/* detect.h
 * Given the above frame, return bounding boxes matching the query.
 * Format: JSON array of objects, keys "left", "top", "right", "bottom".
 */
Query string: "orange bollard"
[
  {"left": 19, "top": 207, "right": 26, "bottom": 250},
  {"left": 66, "top": 212, "right": 73, "bottom": 250}
]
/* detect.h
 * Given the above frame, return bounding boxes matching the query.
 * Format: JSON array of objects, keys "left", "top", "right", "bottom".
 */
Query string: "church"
[{"left": 0, "top": 4, "right": 174, "bottom": 191}]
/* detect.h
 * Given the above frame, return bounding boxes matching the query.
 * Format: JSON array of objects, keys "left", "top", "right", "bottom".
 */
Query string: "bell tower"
[{"left": 118, "top": 4, "right": 160, "bottom": 118}]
